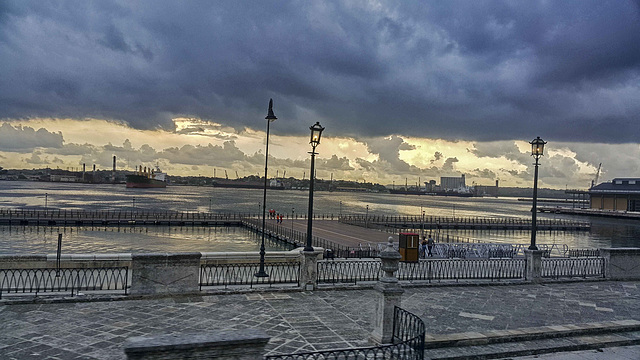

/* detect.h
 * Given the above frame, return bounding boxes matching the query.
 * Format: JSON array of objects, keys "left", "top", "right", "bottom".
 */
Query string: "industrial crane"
[{"left": 591, "top": 163, "right": 602, "bottom": 188}]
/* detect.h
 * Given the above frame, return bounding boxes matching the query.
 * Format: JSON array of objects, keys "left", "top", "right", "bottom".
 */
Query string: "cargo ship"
[
  {"left": 388, "top": 189, "right": 474, "bottom": 197},
  {"left": 212, "top": 178, "right": 284, "bottom": 190},
  {"left": 126, "top": 166, "right": 167, "bottom": 188}
]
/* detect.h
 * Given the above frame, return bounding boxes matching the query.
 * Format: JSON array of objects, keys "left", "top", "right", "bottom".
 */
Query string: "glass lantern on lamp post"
[
  {"left": 304, "top": 122, "right": 325, "bottom": 252},
  {"left": 529, "top": 136, "right": 547, "bottom": 250}
]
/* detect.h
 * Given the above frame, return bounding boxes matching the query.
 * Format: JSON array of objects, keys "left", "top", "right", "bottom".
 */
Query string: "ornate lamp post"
[
  {"left": 529, "top": 136, "right": 547, "bottom": 250},
  {"left": 256, "top": 99, "right": 277, "bottom": 278},
  {"left": 304, "top": 122, "right": 325, "bottom": 252}
]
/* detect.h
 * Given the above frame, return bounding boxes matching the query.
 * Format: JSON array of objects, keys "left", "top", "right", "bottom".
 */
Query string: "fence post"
[
  {"left": 300, "top": 248, "right": 323, "bottom": 291},
  {"left": 524, "top": 249, "right": 544, "bottom": 283},
  {"left": 370, "top": 237, "right": 404, "bottom": 345}
]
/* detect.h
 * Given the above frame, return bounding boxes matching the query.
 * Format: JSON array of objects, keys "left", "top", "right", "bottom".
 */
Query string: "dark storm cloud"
[{"left": 1, "top": 1, "right": 639, "bottom": 142}]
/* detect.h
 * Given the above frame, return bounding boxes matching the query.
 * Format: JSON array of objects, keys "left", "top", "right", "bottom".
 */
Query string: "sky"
[{"left": 1, "top": 1, "right": 639, "bottom": 189}]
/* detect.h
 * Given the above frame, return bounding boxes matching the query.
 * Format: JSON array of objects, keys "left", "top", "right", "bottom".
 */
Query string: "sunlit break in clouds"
[{"left": 1, "top": 1, "right": 640, "bottom": 189}]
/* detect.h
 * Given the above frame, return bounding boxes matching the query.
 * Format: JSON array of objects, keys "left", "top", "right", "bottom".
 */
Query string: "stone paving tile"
[{"left": 1, "top": 281, "right": 639, "bottom": 359}]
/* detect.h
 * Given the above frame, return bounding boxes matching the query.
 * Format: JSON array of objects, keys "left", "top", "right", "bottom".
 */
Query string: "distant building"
[
  {"left": 474, "top": 180, "right": 499, "bottom": 197},
  {"left": 589, "top": 178, "right": 640, "bottom": 211},
  {"left": 440, "top": 175, "right": 466, "bottom": 191}
]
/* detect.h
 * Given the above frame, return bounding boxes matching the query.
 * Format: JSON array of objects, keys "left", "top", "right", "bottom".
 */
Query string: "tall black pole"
[
  {"left": 529, "top": 156, "right": 540, "bottom": 250},
  {"left": 304, "top": 148, "right": 317, "bottom": 251},
  {"left": 256, "top": 99, "right": 276, "bottom": 277},
  {"left": 256, "top": 118, "right": 271, "bottom": 277}
]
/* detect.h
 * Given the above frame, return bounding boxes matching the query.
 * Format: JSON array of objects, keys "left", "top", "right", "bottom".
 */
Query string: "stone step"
[
  {"left": 424, "top": 319, "right": 640, "bottom": 348},
  {"left": 424, "top": 330, "right": 640, "bottom": 359}
]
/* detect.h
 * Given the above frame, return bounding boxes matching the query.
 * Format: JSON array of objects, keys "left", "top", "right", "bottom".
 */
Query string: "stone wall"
[{"left": 600, "top": 248, "right": 640, "bottom": 280}]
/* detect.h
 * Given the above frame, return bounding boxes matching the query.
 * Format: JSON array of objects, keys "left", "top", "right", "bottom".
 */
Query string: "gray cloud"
[
  {"left": 0, "top": 123, "right": 63, "bottom": 151},
  {"left": 1, "top": 1, "right": 638, "bottom": 143},
  {"left": 442, "top": 157, "right": 459, "bottom": 173}
]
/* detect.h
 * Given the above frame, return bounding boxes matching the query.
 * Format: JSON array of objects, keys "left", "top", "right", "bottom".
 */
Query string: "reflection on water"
[
  {"left": 1, "top": 181, "right": 639, "bottom": 252},
  {"left": 0, "top": 225, "right": 294, "bottom": 254}
]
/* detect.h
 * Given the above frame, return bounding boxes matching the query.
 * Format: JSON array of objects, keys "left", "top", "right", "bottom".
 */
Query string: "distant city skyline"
[{"left": 1, "top": 1, "right": 639, "bottom": 189}]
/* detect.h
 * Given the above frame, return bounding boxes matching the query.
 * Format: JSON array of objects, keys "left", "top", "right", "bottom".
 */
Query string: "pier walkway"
[
  {"left": 2, "top": 280, "right": 639, "bottom": 359},
  {"left": 339, "top": 214, "right": 591, "bottom": 231},
  {"left": 539, "top": 206, "right": 640, "bottom": 219}
]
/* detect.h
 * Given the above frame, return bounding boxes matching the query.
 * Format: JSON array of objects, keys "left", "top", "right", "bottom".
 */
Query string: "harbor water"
[{"left": 1, "top": 181, "right": 639, "bottom": 254}]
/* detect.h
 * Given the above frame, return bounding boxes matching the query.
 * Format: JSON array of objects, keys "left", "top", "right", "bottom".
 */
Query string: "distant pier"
[
  {"left": 0, "top": 209, "right": 244, "bottom": 227},
  {"left": 538, "top": 206, "right": 640, "bottom": 219},
  {"left": 339, "top": 214, "right": 590, "bottom": 231}
]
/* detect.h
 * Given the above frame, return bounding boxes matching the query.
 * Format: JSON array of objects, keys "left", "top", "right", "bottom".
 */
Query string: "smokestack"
[
  {"left": 82, "top": 163, "right": 86, "bottom": 181},
  {"left": 112, "top": 156, "right": 117, "bottom": 184}
]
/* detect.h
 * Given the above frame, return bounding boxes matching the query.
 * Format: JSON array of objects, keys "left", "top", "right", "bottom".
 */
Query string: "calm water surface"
[{"left": 1, "top": 181, "right": 639, "bottom": 253}]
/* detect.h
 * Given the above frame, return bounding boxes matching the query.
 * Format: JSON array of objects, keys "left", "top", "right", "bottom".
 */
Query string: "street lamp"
[
  {"left": 420, "top": 206, "right": 425, "bottom": 238},
  {"left": 304, "top": 122, "right": 325, "bottom": 252},
  {"left": 256, "top": 99, "right": 277, "bottom": 278},
  {"left": 365, "top": 204, "right": 369, "bottom": 228},
  {"left": 529, "top": 136, "right": 547, "bottom": 250}
]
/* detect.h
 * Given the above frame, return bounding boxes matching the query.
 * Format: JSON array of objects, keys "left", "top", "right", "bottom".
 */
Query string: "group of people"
[
  {"left": 268, "top": 209, "right": 285, "bottom": 223},
  {"left": 419, "top": 235, "right": 435, "bottom": 258}
]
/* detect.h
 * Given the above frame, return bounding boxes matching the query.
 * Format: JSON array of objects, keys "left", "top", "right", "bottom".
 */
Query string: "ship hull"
[
  {"left": 389, "top": 190, "right": 473, "bottom": 197},
  {"left": 125, "top": 175, "right": 167, "bottom": 188},
  {"left": 212, "top": 181, "right": 284, "bottom": 190}
]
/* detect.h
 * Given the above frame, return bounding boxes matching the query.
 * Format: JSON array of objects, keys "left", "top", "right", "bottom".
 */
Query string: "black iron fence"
[
  {"left": 265, "top": 306, "right": 425, "bottom": 360},
  {"left": 199, "top": 262, "right": 300, "bottom": 289},
  {"left": 317, "top": 258, "right": 526, "bottom": 284},
  {"left": 541, "top": 258, "right": 606, "bottom": 279},
  {"left": 318, "top": 260, "right": 381, "bottom": 283},
  {"left": 0, "top": 267, "right": 129, "bottom": 299}
]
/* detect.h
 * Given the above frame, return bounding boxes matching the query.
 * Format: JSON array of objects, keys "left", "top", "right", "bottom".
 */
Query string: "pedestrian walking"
[
  {"left": 420, "top": 237, "right": 427, "bottom": 259},
  {"left": 427, "top": 235, "right": 435, "bottom": 257}
]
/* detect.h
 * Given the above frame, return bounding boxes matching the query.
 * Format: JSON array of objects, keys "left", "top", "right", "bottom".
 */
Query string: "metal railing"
[
  {"left": 317, "top": 258, "right": 526, "bottom": 284},
  {"left": 199, "top": 262, "right": 300, "bottom": 289},
  {"left": 566, "top": 248, "right": 601, "bottom": 258},
  {"left": 0, "top": 267, "right": 129, "bottom": 299},
  {"left": 265, "top": 306, "right": 425, "bottom": 360},
  {"left": 318, "top": 259, "right": 381, "bottom": 283},
  {"left": 541, "top": 258, "right": 606, "bottom": 279},
  {"left": 0, "top": 209, "right": 342, "bottom": 221}
]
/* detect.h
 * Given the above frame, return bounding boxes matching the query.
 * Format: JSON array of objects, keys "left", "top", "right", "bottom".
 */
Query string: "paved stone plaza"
[{"left": 1, "top": 280, "right": 639, "bottom": 359}]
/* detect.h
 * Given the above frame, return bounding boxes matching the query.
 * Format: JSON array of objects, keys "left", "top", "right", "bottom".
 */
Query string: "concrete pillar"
[
  {"left": 600, "top": 248, "right": 640, "bottom": 280},
  {"left": 525, "top": 249, "right": 544, "bottom": 283},
  {"left": 124, "top": 329, "right": 270, "bottom": 360},
  {"left": 299, "top": 248, "right": 323, "bottom": 291},
  {"left": 130, "top": 253, "right": 201, "bottom": 296},
  {"left": 370, "top": 237, "right": 404, "bottom": 345}
]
